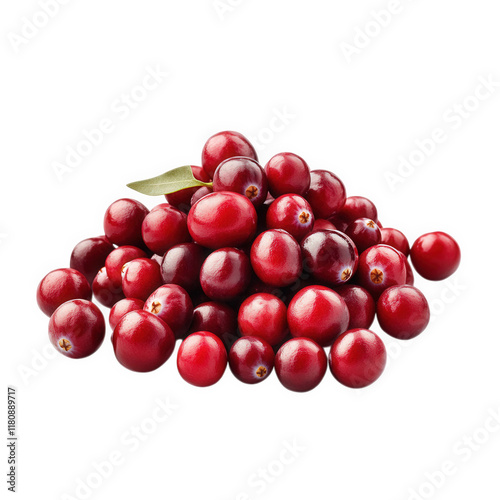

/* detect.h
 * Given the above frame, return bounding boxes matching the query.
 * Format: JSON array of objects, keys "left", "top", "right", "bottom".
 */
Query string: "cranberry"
[
  {"left": 356, "top": 244, "right": 406, "bottom": 298},
  {"left": 238, "top": 293, "right": 288, "bottom": 346},
  {"left": 112, "top": 310, "right": 175, "bottom": 372},
  {"left": 266, "top": 194, "right": 315, "bottom": 241},
  {"left": 335, "top": 285, "right": 376, "bottom": 330},
  {"left": 37, "top": 268, "right": 92, "bottom": 317},
  {"left": 410, "top": 231, "right": 460, "bottom": 281},
  {"left": 301, "top": 230, "right": 358, "bottom": 286},
  {"left": 377, "top": 285, "right": 430, "bottom": 340},
  {"left": 143, "top": 284, "right": 193, "bottom": 339},
  {"left": 122, "top": 258, "right": 163, "bottom": 301},
  {"left": 312, "top": 219, "right": 337, "bottom": 232},
  {"left": 141, "top": 204, "right": 190, "bottom": 255},
  {"left": 229, "top": 336, "right": 274, "bottom": 384},
  {"left": 306, "top": 170, "right": 346, "bottom": 219},
  {"left": 103, "top": 198, "right": 149, "bottom": 247},
  {"left": 165, "top": 165, "right": 210, "bottom": 212},
  {"left": 190, "top": 301, "right": 238, "bottom": 347},
  {"left": 70, "top": 236, "right": 114, "bottom": 284},
  {"left": 275, "top": 338, "right": 327, "bottom": 392},
  {"left": 190, "top": 186, "right": 213, "bottom": 205},
  {"left": 380, "top": 228, "right": 410, "bottom": 257},
  {"left": 105, "top": 246, "right": 148, "bottom": 286},
  {"left": 345, "top": 218, "right": 382, "bottom": 253},
  {"left": 92, "top": 267, "right": 125, "bottom": 308},
  {"left": 264, "top": 152, "right": 310, "bottom": 197},
  {"left": 109, "top": 298, "right": 144, "bottom": 330},
  {"left": 48, "top": 299, "right": 105, "bottom": 358},
  {"left": 199, "top": 248, "right": 251, "bottom": 301},
  {"left": 213, "top": 157, "right": 268, "bottom": 207},
  {"left": 202, "top": 130, "right": 258, "bottom": 179},
  {"left": 177, "top": 331, "right": 227, "bottom": 387},
  {"left": 250, "top": 229, "right": 302, "bottom": 287},
  {"left": 329, "top": 328, "right": 386, "bottom": 388},
  {"left": 332, "top": 196, "right": 378, "bottom": 229},
  {"left": 188, "top": 191, "right": 257, "bottom": 249},
  {"left": 160, "top": 243, "right": 206, "bottom": 291},
  {"left": 287, "top": 286, "right": 349, "bottom": 346}
]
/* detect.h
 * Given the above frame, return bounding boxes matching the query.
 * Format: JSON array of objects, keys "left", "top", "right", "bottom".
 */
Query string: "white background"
[{"left": 1, "top": 1, "right": 499, "bottom": 499}]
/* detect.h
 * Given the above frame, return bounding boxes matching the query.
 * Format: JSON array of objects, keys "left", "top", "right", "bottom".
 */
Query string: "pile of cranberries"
[{"left": 36, "top": 130, "right": 461, "bottom": 392}]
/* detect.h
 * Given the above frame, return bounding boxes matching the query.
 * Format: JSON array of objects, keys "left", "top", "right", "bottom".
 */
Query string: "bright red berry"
[
  {"left": 266, "top": 194, "right": 315, "bottom": 241},
  {"left": 109, "top": 298, "right": 144, "bottom": 330},
  {"left": 122, "top": 258, "right": 163, "bottom": 301},
  {"left": 264, "top": 152, "right": 310, "bottom": 197},
  {"left": 103, "top": 198, "right": 149, "bottom": 247},
  {"left": 306, "top": 170, "right": 346, "bottom": 219}
]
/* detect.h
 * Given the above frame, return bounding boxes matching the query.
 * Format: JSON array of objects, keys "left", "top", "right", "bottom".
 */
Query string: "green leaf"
[{"left": 127, "top": 166, "right": 212, "bottom": 196}]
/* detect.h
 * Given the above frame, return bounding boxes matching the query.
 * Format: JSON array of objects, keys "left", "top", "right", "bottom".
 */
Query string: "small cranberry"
[
  {"left": 103, "top": 198, "right": 149, "bottom": 247},
  {"left": 229, "top": 336, "right": 274, "bottom": 384},
  {"left": 335, "top": 284, "right": 376, "bottom": 330},
  {"left": 160, "top": 243, "right": 206, "bottom": 291},
  {"left": 306, "top": 170, "right": 346, "bottom": 219},
  {"left": 70, "top": 236, "right": 114, "bottom": 284},
  {"left": 189, "top": 301, "right": 238, "bottom": 347},
  {"left": 380, "top": 228, "right": 410, "bottom": 257},
  {"left": 165, "top": 165, "right": 210, "bottom": 212},
  {"left": 331, "top": 196, "right": 378, "bottom": 229},
  {"left": 105, "top": 246, "right": 148, "bottom": 286},
  {"left": 264, "top": 152, "right": 311, "bottom": 197},
  {"left": 190, "top": 186, "right": 213, "bottom": 206},
  {"left": 345, "top": 218, "right": 382, "bottom": 253},
  {"left": 92, "top": 267, "right": 125, "bottom": 308},
  {"left": 109, "top": 298, "right": 144, "bottom": 330},
  {"left": 266, "top": 194, "right": 315, "bottom": 241},
  {"left": 122, "top": 258, "right": 163, "bottom": 301}
]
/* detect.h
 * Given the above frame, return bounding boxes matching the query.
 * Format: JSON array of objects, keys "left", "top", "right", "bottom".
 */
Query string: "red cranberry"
[
  {"left": 377, "top": 285, "right": 430, "bottom": 340},
  {"left": 122, "top": 258, "right": 163, "bottom": 301},
  {"left": 92, "top": 267, "right": 125, "bottom": 308},
  {"left": 109, "top": 298, "right": 144, "bottom": 330},
  {"left": 266, "top": 194, "right": 315, "bottom": 241},
  {"left": 332, "top": 196, "right": 378, "bottom": 229},
  {"left": 143, "top": 284, "right": 193, "bottom": 339},
  {"left": 356, "top": 244, "right": 406, "bottom": 298},
  {"left": 165, "top": 165, "right": 210, "bottom": 212},
  {"left": 37, "top": 268, "right": 92, "bottom": 317},
  {"left": 141, "top": 204, "right": 190, "bottom": 255},
  {"left": 177, "top": 331, "right": 227, "bottom": 387},
  {"left": 103, "top": 198, "right": 149, "bottom": 247},
  {"left": 202, "top": 130, "right": 258, "bottom": 179},
  {"left": 70, "top": 236, "right": 114, "bottom": 284},
  {"left": 410, "top": 231, "right": 460, "bottom": 281},
  {"left": 105, "top": 246, "right": 148, "bottom": 286},
  {"left": 48, "top": 299, "right": 105, "bottom": 358},
  {"left": 188, "top": 191, "right": 257, "bottom": 249},
  {"left": 306, "top": 170, "right": 346, "bottom": 219},
  {"left": 250, "top": 229, "right": 302, "bottom": 287},
  {"left": 312, "top": 219, "right": 337, "bottom": 232},
  {"left": 190, "top": 301, "right": 238, "bottom": 347},
  {"left": 345, "top": 218, "right": 382, "bottom": 253},
  {"left": 229, "top": 336, "right": 274, "bottom": 384},
  {"left": 264, "top": 152, "right": 310, "bottom": 197},
  {"left": 287, "top": 286, "right": 349, "bottom": 346},
  {"left": 112, "top": 310, "right": 175, "bottom": 372},
  {"left": 275, "top": 338, "right": 327, "bottom": 392},
  {"left": 329, "top": 328, "right": 387, "bottom": 388},
  {"left": 301, "top": 230, "right": 358, "bottom": 286},
  {"left": 190, "top": 185, "right": 213, "bottom": 205},
  {"left": 199, "top": 248, "right": 251, "bottom": 301},
  {"left": 213, "top": 157, "right": 268, "bottom": 207},
  {"left": 238, "top": 293, "right": 288, "bottom": 346},
  {"left": 335, "top": 285, "right": 376, "bottom": 330},
  {"left": 160, "top": 243, "right": 206, "bottom": 291},
  {"left": 380, "top": 228, "right": 410, "bottom": 257}
]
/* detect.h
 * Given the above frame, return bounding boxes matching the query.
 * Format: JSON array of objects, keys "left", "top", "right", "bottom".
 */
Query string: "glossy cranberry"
[
  {"left": 229, "top": 336, "right": 274, "bottom": 384},
  {"left": 37, "top": 268, "right": 92, "bottom": 317},
  {"left": 329, "top": 328, "right": 387, "bottom": 388},
  {"left": 177, "top": 331, "right": 227, "bottom": 387},
  {"left": 103, "top": 198, "right": 149, "bottom": 247},
  {"left": 275, "top": 338, "right": 327, "bottom": 392},
  {"left": 356, "top": 244, "right": 407, "bottom": 298},
  {"left": 190, "top": 301, "right": 238, "bottom": 346},
  {"left": 301, "top": 230, "right": 358, "bottom": 286},
  {"left": 188, "top": 191, "right": 257, "bottom": 249},
  {"left": 410, "top": 231, "right": 460, "bottom": 281},
  {"left": 160, "top": 243, "right": 206, "bottom": 291},
  {"left": 122, "top": 258, "right": 163, "bottom": 301},
  {"left": 264, "top": 152, "right": 310, "bottom": 197},
  {"left": 266, "top": 194, "right": 315, "bottom": 241},
  {"left": 92, "top": 267, "right": 125, "bottom": 308},
  {"left": 312, "top": 219, "right": 337, "bottom": 232},
  {"left": 190, "top": 186, "right": 212, "bottom": 205},
  {"left": 335, "top": 285, "right": 376, "bottom": 330},
  {"left": 213, "top": 157, "right": 268, "bottom": 207},
  {"left": 250, "top": 229, "right": 302, "bottom": 287},
  {"left": 380, "top": 228, "right": 410, "bottom": 257},
  {"left": 141, "top": 204, "right": 190, "bottom": 255},
  {"left": 143, "top": 284, "right": 193, "bottom": 339},
  {"left": 48, "top": 299, "right": 105, "bottom": 358},
  {"left": 109, "top": 298, "right": 144, "bottom": 330},
  {"left": 202, "top": 130, "right": 258, "bottom": 179},
  {"left": 113, "top": 310, "right": 175, "bottom": 372},
  {"left": 332, "top": 196, "right": 378, "bottom": 229},
  {"left": 306, "top": 170, "right": 346, "bottom": 219},
  {"left": 199, "top": 248, "right": 251, "bottom": 301},
  {"left": 165, "top": 165, "right": 210, "bottom": 212},
  {"left": 345, "top": 218, "right": 382, "bottom": 253},
  {"left": 70, "top": 236, "right": 114, "bottom": 284},
  {"left": 105, "top": 246, "right": 148, "bottom": 286},
  {"left": 238, "top": 293, "right": 288, "bottom": 346}
]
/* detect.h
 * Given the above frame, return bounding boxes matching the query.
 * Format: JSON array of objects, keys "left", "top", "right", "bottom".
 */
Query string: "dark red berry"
[
  {"left": 70, "top": 236, "right": 114, "bottom": 284},
  {"left": 122, "top": 258, "right": 163, "bottom": 301},
  {"left": 312, "top": 219, "right": 337, "bottom": 232},
  {"left": 103, "top": 198, "right": 149, "bottom": 247},
  {"left": 165, "top": 165, "right": 210, "bottom": 212},
  {"left": 264, "top": 152, "right": 310, "bottom": 197},
  {"left": 105, "top": 246, "right": 148, "bottom": 286},
  {"left": 190, "top": 186, "right": 213, "bottom": 206},
  {"left": 160, "top": 243, "right": 206, "bottom": 291},
  {"left": 380, "top": 228, "right": 410, "bottom": 257},
  {"left": 306, "top": 170, "right": 346, "bottom": 219},
  {"left": 92, "top": 267, "right": 125, "bottom": 308},
  {"left": 345, "top": 218, "right": 382, "bottom": 253},
  {"left": 335, "top": 285, "right": 376, "bottom": 330},
  {"left": 229, "top": 336, "right": 274, "bottom": 384},
  {"left": 109, "top": 298, "right": 144, "bottom": 330},
  {"left": 331, "top": 196, "right": 378, "bottom": 230},
  {"left": 266, "top": 194, "right": 315, "bottom": 241},
  {"left": 189, "top": 301, "right": 238, "bottom": 347}
]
